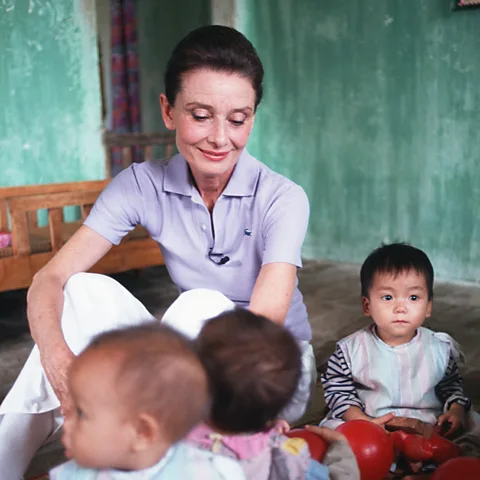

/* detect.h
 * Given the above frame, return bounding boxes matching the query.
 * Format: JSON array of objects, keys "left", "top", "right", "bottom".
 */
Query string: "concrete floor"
[{"left": 1, "top": 261, "right": 479, "bottom": 477}]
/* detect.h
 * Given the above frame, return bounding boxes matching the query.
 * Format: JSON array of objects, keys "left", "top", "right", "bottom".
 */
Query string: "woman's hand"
[
  {"left": 41, "top": 343, "right": 76, "bottom": 417},
  {"left": 27, "top": 226, "right": 113, "bottom": 416}
]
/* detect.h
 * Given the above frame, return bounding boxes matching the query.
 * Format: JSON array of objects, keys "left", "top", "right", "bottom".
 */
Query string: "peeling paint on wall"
[{"left": 0, "top": 0, "right": 104, "bottom": 187}]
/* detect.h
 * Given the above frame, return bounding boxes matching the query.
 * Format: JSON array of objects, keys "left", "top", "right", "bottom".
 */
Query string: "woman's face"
[{"left": 160, "top": 69, "right": 256, "bottom": 184}]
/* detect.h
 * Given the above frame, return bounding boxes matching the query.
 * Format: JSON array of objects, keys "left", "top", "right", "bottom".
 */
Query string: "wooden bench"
[
  {"left": 0, "top": 131, "right": 176, "bottom": 293},
  {"left": 0, "top": 180, "right": 164, "bottom": 293}
]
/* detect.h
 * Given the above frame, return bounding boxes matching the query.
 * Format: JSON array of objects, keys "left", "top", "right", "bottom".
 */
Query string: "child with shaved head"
[{"left": 50, "top": 324, "right": 245, "bottom": 479}]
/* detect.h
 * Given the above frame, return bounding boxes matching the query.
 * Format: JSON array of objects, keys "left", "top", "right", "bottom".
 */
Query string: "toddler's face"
[
  {"left": 362, "top": 269, "right": 432, "bottom": 346},
  {"left": 63, "top": 353, "right": 136, "bottom": 470}
]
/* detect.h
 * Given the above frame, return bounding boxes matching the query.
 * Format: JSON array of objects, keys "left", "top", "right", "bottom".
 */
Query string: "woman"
[{"left": 0, "top": 25, "right": 314, "bottom": 476}]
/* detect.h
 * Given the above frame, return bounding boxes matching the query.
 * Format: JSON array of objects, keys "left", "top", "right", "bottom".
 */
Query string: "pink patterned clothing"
[{"left": 187, "top": 424, "right": 356, "bottom": 480}]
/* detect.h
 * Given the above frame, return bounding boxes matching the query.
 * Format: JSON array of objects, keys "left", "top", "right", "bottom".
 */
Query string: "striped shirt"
[{"left": 321, "top": 326, "right": 471, "bottom": 422}]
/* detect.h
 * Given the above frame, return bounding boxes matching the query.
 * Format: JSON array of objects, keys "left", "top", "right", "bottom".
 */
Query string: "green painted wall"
[
  {"left": 137, "top": 0, "right": 211, "bottom": 133},
  {"left": 239, "top": 0, "right": 480, "bottom": 282},
  {"left": 0, "top": 0, "right": 104, "bottom": 188}
]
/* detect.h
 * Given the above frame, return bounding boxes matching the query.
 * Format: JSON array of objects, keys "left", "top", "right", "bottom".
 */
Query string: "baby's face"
[
  {"left": 63, "top": 352, "right": 136, "bottom": 470},
  {"left": 362, "top": 269, "right": 432, "bottom": 346}
]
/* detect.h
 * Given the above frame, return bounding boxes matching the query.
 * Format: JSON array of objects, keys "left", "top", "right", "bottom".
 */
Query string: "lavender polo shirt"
[{"left": 84, "top": 150, "right": 312, "bottom": 341}]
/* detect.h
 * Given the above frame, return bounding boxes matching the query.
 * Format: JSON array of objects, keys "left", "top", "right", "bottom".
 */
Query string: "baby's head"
[
  {"left": 194, "top": 309, "right": 302, "bottom": 434},
  {"left": 360, "top": 242, "right": 434, "bottom": 346},
  {"left": 64, "top": 324, "right": 209, "bottom": 471}
]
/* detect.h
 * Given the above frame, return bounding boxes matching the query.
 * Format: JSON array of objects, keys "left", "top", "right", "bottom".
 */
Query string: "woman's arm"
[
  {"left": 249, "top": 262, "right": 297, "bottom": 324},
  {"left": 27, "top": 225, "right": 113, "bottom": 413},
  {"left": 250, "top": 183, "right": 310, "bottom": 324}
]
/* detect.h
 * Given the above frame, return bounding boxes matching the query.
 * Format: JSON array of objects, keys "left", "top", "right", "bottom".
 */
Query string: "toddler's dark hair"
[
  {"left": 360, "top": 242, "right": 434, "bottom": 299},
  {"left": 195, "top": 309, "right": 302, "bottom": 433}
]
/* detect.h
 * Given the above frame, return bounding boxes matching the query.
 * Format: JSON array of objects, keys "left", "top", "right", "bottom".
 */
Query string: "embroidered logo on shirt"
[{"left": 244, "top": 229, "right": 252, "bottom": 236}]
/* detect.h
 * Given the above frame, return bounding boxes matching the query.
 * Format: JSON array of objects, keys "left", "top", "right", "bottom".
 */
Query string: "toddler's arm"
[
  {"left": 320, "top": 345, "right": 365, "bottom": 419},
  {"left": 435, "top": 352, "right": 471, "bottom": 411},
  {"left": 305, "top": 426, "right": 360, "bottom": 480},
  {"left": 435, "top": 352, "right": 471, "bottom": 435}
]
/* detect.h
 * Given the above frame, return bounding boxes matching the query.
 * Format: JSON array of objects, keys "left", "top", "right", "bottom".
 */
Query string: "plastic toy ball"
[
  {"left": 285, "top": 429, "right": 328, "bottom": 462},
  {"left": 432, "top": 457, "right": 480, "bottom": 480},
  {"left": 337, "top": 420, "right": 394, "bottom": 480}
]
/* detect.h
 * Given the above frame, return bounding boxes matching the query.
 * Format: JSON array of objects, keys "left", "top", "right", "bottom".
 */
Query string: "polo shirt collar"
[{"left": 163, "top": 149, "right": 260, "bottom": 198}]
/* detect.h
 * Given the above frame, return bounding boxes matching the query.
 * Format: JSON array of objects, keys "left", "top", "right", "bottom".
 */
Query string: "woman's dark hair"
[
  {"left": 194, "top": 309, "right": 301, "bottom": 434},
  {"left": 360, "top": 242, "right": 434, "bottom": 300},
  {"left": 164, "top": 25, "right": 264, "bottom": 109}
]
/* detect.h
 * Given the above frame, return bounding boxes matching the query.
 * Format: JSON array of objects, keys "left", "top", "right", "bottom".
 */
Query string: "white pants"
[{"left": 0, "top": 273, "right": 316, "bottom": 478}]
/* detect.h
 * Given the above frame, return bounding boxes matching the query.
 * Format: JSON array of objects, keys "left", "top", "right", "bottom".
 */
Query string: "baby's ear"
[
  {"left": 361, "top": 297, "right": 371, "bottom": 316},
  {"left": 132, "top": 413, "right": 160, "bottom": 451}
]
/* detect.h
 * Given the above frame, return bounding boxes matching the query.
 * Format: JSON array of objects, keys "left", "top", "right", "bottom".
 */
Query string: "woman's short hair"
[{"left": 164, "top": 25, "right": 264, "bottom": 109}]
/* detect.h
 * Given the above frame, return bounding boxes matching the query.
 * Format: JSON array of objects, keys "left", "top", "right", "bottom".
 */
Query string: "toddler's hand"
[
  {"left": 305, "top": 425, "right": 347, "bottom": 444},
  {"left": 437, "top": 403, "right": 465, "bottom": 437},
  {"left": 370, "top": 412, "right": 396, "bottom": 427},
  {"left": 274, "top": 419, "right": 290, "bottom": 434}
]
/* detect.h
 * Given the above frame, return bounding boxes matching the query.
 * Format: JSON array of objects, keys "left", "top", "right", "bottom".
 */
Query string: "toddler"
[
  {"left": 50, "top": 324, "right": 246, "bottom": 479},
  {"left": 321, "top": 243, "right": 475, "bottom": 433},
  {"left": 188, "top": 309, "right": 360, "bottom": 480}
]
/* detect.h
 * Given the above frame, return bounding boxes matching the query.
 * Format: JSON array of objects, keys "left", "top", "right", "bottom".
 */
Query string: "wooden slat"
[
  {"left": 48, "top": 208, "right": 64, "bottom": 252},
  {"left": 8, "top": 190, "right": 101, "bottom": 214},
  {"left": 104, "top": 131, "right": 175, "bottom": 148},
  {"left": 144, "top": 145, "right": 153, "bottom": 161},
  {"left": 0, "top": 179, "right": 110, "bottom": 200},
  {"left": 28, "top": 211, "right": 38, "bottom": 229},
  {"left": 11, "top": 211, "right": 30, "bottom": 256},
  {"left": 0, "top": 238, "right": 164, "bottom": 292},
  {"left": 81, "top": 204, "right": 93, "bottom": 220},
  {"left": 121, "top": 147, "right": 132, "bottom": 169},
  {"left": 0, "top": 199, "right": 8, "bottom": 231}
]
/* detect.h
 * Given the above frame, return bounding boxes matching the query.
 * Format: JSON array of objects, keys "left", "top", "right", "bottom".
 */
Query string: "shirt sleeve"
[
  {"left": 261, "top": 184, "right": 309, "bottom": 267},
  {"left": 320, "top": 345, "right": 364, "bottom": 419},
  {"left": 83, "top": 165, "right": 146, "bottom": 245},
  {"left": 435, "top": 351, "right": 472, "bottom": 411},
  {"left": 322, "top": 440, "right": 360, "bottom": 480}
]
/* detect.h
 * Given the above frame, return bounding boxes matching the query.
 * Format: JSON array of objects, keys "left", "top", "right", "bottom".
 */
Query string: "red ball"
[
  {"left": 285, "top": 429, "right": 328, "bottom": 462},
  {"left": 432, "top": 457, "right": 480, "bottom": 480},
  {"left": 337, "top": 420, "right": 394, "bottom": 480},
  {"left": 429, "top": 433, "right": 460, "bottom": 464}
]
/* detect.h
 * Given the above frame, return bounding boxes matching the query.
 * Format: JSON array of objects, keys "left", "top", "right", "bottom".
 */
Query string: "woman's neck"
[{"left": 190, "top": 167, "right": 234, "bottom": 212}]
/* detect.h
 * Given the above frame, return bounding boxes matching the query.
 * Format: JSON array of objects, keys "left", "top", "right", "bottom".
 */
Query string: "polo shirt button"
[{"left": 201, "top": 224, "right": 207, "bottom": 231}]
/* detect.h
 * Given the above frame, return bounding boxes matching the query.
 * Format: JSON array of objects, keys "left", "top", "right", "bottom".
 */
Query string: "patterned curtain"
[{"left": 111, "top": 0, "right": 141, "bottom": 175}]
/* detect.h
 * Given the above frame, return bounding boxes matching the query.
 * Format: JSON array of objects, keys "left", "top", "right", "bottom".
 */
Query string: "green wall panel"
[
  {"left": 239, "top": 0, "right": 480, "bottom": 282},
  {"left": 137, "top": 0, "right": 211, "bottom": 133},
  {"left": 0, "top": 0, "right": 104, "bottom": 187}
]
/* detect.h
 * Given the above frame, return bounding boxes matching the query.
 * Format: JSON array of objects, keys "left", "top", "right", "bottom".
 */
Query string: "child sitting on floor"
[
  {"left": 188, "top": 309, "right": 360, "bottom": 480},
  {"left": 50, "top": 324, "right": 246, "bottom": 479},
  {"left": 320, "top": 243, "right": 479, "bottom": 474},
  {"left": 321, "top": 243, "right": 475, "bottom": 431}
]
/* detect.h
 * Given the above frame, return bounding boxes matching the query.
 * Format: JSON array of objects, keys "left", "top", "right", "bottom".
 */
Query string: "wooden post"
[
  {"left": 0, "top": 200, "right": 9, "bottom": 232},
  {"left": 10, "top": 211, "right": 30, "bottom": 256},
  {"left": 122, "top": 147, "right": 132, "bottom": 169},
  {"left": 144, "top": 145, "right": 153, "bottom": 161},
  {"left": 48, "top": 207, "right": 64, "bottom": 252}
]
